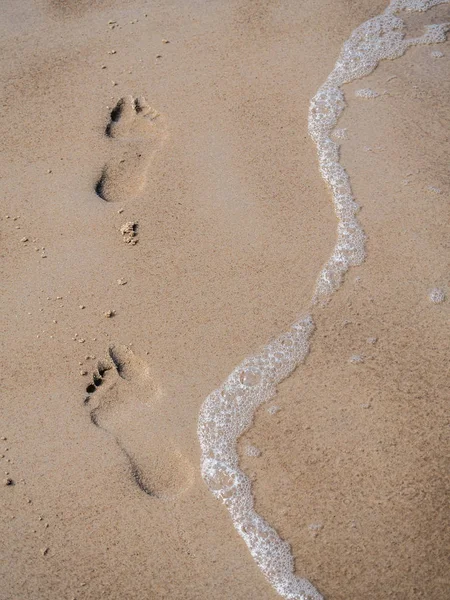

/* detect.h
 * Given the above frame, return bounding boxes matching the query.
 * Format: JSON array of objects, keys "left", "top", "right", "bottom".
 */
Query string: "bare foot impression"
[
  {"left": 95, "top": 96, "right": 166, "bottom": 203},
  {"left": 84, "top": 345, "right": 193, "bottom": 499}
]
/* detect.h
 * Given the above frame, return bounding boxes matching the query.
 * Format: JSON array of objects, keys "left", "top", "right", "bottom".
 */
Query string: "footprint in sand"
[
  {"left": 84, "top": 345, "right": 193, "bottom": 499},
  {"left": 95, "top": 96, "right": 166, "bottom": 203}
]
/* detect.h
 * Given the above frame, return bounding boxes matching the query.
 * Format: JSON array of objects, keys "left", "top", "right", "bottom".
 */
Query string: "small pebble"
[
  {"left": 80, "top": 371, "right": 88, "bottom": 376},
  {"left": 117, "top": 278, "right": 127, "bottom": 286},
  {"left": 4, "top": 478, "right": 13, "bottom": 486},
  {"left": 41, "top": 547, "right": 49, "bottom": 556},
  {"left": 79, "top": 305, "right": 85, "bottom": 310},
  {"left": 20, "top": 237, "right": 28, "bottom": 243},
  {"left": 104, "top": 310, "right": 115, "bottom": 318}
]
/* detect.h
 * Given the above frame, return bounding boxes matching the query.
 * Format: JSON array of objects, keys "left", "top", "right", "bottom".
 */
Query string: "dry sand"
[{"left": 0, "top": 1, "right": 449, "bottom": 599}]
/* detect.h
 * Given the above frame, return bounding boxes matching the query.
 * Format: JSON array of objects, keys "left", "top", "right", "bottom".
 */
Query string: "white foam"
[
  {"left": 349, "top": 354, "right": 365, "bottom": 364},
  {"left": 198, "top": 2, "right": 449, "bottom": 599},
  {"left": 245, "top": 445, "right": 262, "bottom": 457},
  {"left": 355, "top": 88, "right": 380, "bottom": 98},
  {"left": 429, "top": 288, "right": 446, "bottom": 303},
  {"left": 332, "top": 128, "right": 348, "bottom": 140}
]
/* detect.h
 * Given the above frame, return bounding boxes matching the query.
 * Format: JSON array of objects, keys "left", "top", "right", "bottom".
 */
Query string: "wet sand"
[{"left": 1, "top": 1, "right": 449, "bottom": 599}]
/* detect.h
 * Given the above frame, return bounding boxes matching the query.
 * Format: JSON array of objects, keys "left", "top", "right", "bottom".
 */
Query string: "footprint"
[
  {"left": 84, "top": 345, "right": 193, "bottom": 499},
  {"left": 95, "top": 96, "right": 166, "bottom": 203}
]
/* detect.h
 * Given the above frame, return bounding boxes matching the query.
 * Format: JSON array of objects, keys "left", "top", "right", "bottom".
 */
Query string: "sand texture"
[{"left": 1, "top": 1, "right": 449, "bottom": 599}]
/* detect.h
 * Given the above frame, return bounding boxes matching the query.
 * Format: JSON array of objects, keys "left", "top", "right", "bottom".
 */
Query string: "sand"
[{"left": 0, "top": 1, "right": 448, "bottom": 599}]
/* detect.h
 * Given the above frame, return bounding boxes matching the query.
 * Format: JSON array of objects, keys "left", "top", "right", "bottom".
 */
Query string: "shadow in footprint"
[
  {"left": 96, "top": 95, "right": 166, "bottom": 203},
  {"left": 84, "top": 345, "right": 193, "bottom": 499}
]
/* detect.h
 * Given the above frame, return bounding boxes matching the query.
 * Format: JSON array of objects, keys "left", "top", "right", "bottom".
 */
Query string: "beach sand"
[{"left": 0, "top": 1, "right": 448, "bottom": 599}]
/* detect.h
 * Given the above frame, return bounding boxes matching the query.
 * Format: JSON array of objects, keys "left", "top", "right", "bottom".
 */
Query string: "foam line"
[{"left": 198, "top": 2, "right": 449, "bottom": 598}]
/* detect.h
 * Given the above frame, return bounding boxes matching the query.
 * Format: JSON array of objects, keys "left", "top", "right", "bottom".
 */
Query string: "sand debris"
[{"left": 120, "top": 221, "right": 138, "bottom": 244}]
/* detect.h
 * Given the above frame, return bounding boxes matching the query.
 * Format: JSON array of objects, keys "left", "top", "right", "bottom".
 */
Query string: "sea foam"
[{"left": 198, "top": 2, "right": 449, "bottom": 598}]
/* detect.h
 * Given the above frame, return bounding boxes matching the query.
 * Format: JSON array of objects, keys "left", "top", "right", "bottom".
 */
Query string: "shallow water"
[{"left": 198, "top": 1, "right": 449, "bottom": 598}]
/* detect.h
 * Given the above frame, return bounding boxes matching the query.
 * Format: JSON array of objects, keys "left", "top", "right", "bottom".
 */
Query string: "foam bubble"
[
  {"left": 428, "top": 185, "right": 442, "bottom": 194},
  {"left": 198, "top": 2, "right": 449, "bottom": 598},
  {"left": 245, "top": 445, "right": 262, "bottom": 457},
  {"left": 355, "top": 88, "right": 380, "bottom": 98},
  {"left": 332, "top": 128, "right": 348, "bottom": 140},
  {"left": 349, "top": 354, "right": 365, "bottom": 364},
  {"left": 429, "top": 288, "right": 446, "bottom": 303}
]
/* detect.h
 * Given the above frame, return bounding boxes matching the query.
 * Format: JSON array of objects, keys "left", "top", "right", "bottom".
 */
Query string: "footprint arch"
[{"left": 85, "top": 345, "right": 194, "bottom": 500}]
